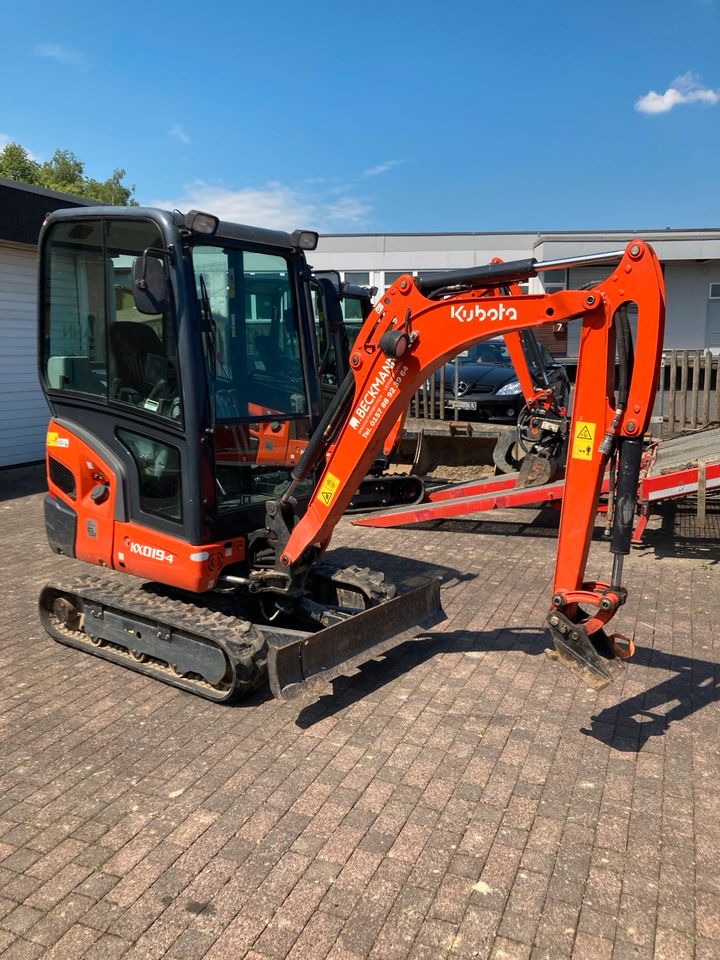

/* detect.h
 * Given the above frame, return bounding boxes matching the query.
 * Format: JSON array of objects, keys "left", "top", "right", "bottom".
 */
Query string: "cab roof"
[{"left": 44, "top": 205, "right": 304, "bottom": 252}]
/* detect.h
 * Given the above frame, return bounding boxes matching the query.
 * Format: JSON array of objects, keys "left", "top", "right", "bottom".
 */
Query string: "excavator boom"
[{"left": 267, "top": 240, "right": 665, "bottom": 698}]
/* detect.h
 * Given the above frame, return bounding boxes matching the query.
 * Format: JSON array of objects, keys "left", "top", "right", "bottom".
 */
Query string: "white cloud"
[
  {"left": 362, "top": 159, "right": 407, "bottom": 177},
  {"left": 635, "top": 71, "right": 720, "bottom": 114},
  {"left": 34, "top": 43, "right": 85, "bottom": 67},
  {"left": 168, "top": 122, "right": 190, "bottom": 144},
  {"left": 152, "top": 180, "right": 372, "bottom": 231},
  {"left": 0, "top": 134, "right": 42, "bottom": 161}
]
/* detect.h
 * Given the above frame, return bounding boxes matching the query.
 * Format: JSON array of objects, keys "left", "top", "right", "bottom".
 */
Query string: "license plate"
[{"left": 446, "top": 400, "right": 477, "bottom": 410}]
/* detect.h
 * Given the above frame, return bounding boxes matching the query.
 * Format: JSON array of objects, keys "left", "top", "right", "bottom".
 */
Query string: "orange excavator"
[{"left": 37, "top": 206, "right": 665, "bottom": 702}]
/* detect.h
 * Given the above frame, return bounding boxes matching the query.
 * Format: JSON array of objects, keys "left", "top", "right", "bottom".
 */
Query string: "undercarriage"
[{"left": 40, "top": 563, "right": 444, "bottom": 702}]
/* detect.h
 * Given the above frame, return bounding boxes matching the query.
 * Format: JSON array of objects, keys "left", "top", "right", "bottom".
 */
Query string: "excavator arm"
[{"left": 265, "top": 240, "right": 665, "bottom": 696}]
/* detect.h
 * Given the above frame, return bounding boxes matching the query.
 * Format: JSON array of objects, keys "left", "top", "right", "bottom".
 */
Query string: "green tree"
[
  {"left": 0, "top": 142, "right": 137, "bottom": 205},
  {"left": 0, "top": 143, "right": 40, "bottom": 184}
]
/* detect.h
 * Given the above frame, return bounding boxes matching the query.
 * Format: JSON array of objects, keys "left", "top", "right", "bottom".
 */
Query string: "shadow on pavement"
[
  {"left": 582, "top": 643, "right": 720, "bottom": 752},
  {"left": 322, "top": 546, "right": 475, "bottom": 592},
  {"left": 295, "top": 622, "right": 720, "bottom": 757},
  {"left": 294, "top": 627, "right": 548, "bottom": 729},
  {"left": 0, "top": 462, "right": 46, "bottom": 502},
  {"left": 640, "top": 499, "right": 720, "bottom": 563}
]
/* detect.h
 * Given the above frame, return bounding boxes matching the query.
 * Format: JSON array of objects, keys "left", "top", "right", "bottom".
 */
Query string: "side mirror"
[
  {"left": 312, "top": 270, "right": 342, "bottom": 296},
  {"left": 132, "top": 255, "right": 169, "bottom": 315}
]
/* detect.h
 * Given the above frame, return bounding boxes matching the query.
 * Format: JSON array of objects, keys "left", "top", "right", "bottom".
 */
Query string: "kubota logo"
[{"left": 450, "top": 302, "right": 518, "bottom": 324}]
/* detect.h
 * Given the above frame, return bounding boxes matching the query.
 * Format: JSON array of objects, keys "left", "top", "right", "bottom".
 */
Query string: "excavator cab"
[
  {"left": 309, "top": 270, "right": 377, "bottom": 407},
  {"left": 40, "top": 208, "right": 323, "bottom": 559},
  {"left": 38, "top": 207, "right": 444, "bottom": 701}
]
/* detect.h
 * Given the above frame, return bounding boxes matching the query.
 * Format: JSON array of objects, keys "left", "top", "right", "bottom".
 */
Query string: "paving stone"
[
  {"left": 0, "top": 469, "right": 717, "bottom": 959},
  {"left": 0, "top": 904, "right": 43, "bottom": 937}
]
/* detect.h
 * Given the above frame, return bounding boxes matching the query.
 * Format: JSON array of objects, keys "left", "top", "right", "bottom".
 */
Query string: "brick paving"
[{"left": 0, "top": 463, "right": 719, "bottom": 959}]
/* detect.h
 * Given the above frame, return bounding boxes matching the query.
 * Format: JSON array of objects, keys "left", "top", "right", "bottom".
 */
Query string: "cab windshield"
[
  {"left": 191, "top": 242, "right": 313, "bottom": 512},
  {"left": 192, "top": 243, "right": 308, "bottom": 419}
]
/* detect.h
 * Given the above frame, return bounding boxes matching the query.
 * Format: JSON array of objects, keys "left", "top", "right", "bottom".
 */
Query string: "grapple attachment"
[{"left": 267, "top": 578, "right": 445, "bottom": 701}]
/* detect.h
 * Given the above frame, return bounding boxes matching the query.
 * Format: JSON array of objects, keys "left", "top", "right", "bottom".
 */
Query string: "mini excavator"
[{"left": 37, "top": 207, "right": 665, "bottom": 702}]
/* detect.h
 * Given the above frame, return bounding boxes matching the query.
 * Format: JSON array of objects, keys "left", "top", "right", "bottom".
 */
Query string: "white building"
[
  {"left": 1, "top": 179, "right": 718, "bottom": 468},
  {"left": 0, "top": 179, "right": 93, "bottom": 467},
  {"left": 313, "top": 229, "right": 720, "bottom": 357}
]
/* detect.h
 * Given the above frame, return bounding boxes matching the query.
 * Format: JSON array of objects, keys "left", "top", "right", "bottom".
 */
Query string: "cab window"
[{"left": 41, "top": 218, "right": 181, "bottom": 423}]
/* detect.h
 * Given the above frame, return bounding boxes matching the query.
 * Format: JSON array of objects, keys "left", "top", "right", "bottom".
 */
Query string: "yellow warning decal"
[
  {"left": 317, "top": 471, "right": 341, "bottom": 508},
  {"left": 47, "top": 431, "right": 58, "bottom": 446},
  {"left": 572, "top": 421, "right": 596, "bottom": 460}
]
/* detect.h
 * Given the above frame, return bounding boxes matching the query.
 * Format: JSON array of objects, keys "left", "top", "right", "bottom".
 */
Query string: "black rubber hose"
[
  {"left": 610, "top": 437, "right": 643, "bottom": 556},
  {"left": 615, "top": 309, "right": 630, "bottom": 410},
  {"left": 616, "top": 304, "right": 635, "bottom": 408},
  {"left": 290, "top": 372, "right": 355, "bottom": 484}
]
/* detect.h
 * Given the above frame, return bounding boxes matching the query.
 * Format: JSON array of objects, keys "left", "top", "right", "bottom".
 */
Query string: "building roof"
[
  {"left": 315, "top": 227, "right": 720, "bottom": 267},
  {"left": 0, "top": 177, "right": 96, "bottom": 247},
  {"left": 320, "top": 227, "right": 720, "bottom": 239}
]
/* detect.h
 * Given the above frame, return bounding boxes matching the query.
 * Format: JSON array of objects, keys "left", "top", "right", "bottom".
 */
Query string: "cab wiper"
[
  {"left": 198, "top": 274, "right": 216, "bottom": 364},
  {"left": 198, "top": 273, "right": 217, "bottom": 430}
]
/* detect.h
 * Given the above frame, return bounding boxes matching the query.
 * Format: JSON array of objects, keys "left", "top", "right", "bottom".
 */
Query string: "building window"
[
  {"left": 343, "top": 271, "right": 370, "bottom": 286},
  {"left": 383, "top": 270, "right": 414, "bottom": 290},
  {"left": 541, "top": 269, "right": 567, "bottom": 294},
  {"left": 710, "top": 283, "right": 720, "bottom": 299}
]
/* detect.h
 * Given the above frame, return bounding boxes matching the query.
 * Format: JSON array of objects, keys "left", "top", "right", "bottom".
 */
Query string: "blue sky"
[{"left": 1, "top": 0, "right": 719, "bottom": 232}]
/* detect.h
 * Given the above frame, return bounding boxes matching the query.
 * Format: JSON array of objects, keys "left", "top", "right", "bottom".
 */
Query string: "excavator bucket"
[
  {"left": 546, "top": 619, "right": 626, "bottom": 690},
  {"left": 267, "top": 579, "right": 445, "bottom": 701}
]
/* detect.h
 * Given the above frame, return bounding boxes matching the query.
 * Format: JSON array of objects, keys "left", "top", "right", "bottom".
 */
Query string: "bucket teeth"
[{"left": 546, "top": 613, "right": 626, "bottom": 690}]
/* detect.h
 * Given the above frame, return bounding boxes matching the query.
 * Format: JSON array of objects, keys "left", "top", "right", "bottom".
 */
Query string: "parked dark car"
[{"left": 435, "top": 333, "right": 570, "bottom": 422}]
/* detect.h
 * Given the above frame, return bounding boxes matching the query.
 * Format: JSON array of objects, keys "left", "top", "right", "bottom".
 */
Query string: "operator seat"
[
  {"left": 253, "top": 334, "right": 274, "bottom": 371},
  {"left": 108, "top": 321, "right": 171, "bottom": 401}
]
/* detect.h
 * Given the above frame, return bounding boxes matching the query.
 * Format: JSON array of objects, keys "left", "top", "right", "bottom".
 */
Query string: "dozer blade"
[
  {"left": 546, "top": 618, "right": 626, "bottom": 691},
  {"left": 267, "top": 579, "right": 445, "bottom": 701}
]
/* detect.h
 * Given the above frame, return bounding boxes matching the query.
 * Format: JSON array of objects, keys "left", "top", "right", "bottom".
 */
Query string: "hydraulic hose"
[
  {"left": 285, "top": 372, "right": 355, "bottom": 491},
  {"left": 610, "top": 436, "right": 644, "bottom": 558},
  {"left": 599, "top": 305, "right": 635, "bottom": 456},
  {"left": 615, "top": 309, "right": 630, "bottom": 410}
]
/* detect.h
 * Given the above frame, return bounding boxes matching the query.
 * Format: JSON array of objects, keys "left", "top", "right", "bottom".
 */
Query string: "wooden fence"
[
  {"left": 660, "top": 350, "right": 720, "bottom": 436},
  {"left": 408, "top": 349, "right": 720, "bottom": 436}
]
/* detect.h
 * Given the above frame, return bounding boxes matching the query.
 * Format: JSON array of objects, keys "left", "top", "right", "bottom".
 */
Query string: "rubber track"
[{"left": 40, "top": 575, "right": 268, "bottom": 703}]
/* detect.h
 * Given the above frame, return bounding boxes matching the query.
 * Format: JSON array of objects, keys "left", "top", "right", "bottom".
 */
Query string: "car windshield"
[
  {"left": 456, "top": 336, "right": 546, "bottom": 374},
  {"left": 456, "top": 340, "right": 511, "bottom": 365}
]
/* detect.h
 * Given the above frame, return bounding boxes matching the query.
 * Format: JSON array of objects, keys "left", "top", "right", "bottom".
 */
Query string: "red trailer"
[{"left": 354, "top": 428, "right": 720, "bottom": 541}]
